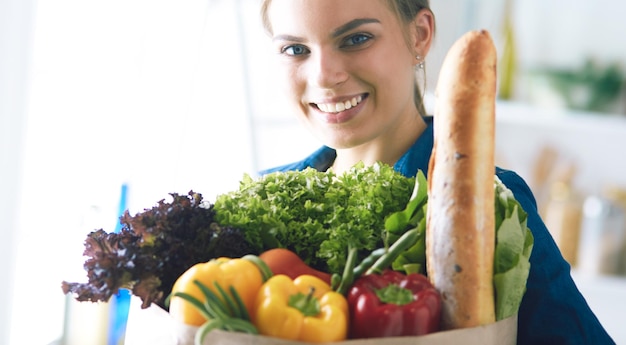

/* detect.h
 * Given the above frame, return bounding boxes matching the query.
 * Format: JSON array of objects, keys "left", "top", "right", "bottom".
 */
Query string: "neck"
[{"left": 330, "top": 115, "right": 427, "bottom": 175}]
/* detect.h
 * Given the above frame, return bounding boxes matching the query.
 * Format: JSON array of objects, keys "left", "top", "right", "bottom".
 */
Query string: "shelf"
[
  {"left": 496, "top": 101, "right": 626, "bottom": 131},
  {"left": 493, "top": 101, "right": 626, "bottom": 195}
]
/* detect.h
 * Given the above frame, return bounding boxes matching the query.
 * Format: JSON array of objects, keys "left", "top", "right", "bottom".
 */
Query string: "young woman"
[{"left": 258, "top": 0, "right": 614, "bottom": 344}]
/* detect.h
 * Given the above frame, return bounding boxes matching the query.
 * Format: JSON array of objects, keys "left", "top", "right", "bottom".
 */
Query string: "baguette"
[{"left": 426, "top": 30, "right": 497, "bottom": 330}]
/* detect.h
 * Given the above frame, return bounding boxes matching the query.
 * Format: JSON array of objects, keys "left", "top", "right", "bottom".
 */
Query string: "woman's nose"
[{"left": 307, "top": 50, "right": 348, "bottom": 88}]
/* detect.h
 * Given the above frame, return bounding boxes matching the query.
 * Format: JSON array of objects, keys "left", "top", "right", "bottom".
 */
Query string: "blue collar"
[{"left": 259, "top": 116, "right": 434, "bottom": 177}]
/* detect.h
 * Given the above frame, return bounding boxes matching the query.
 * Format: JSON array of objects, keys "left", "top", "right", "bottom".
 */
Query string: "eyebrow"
[
  {"left": 272, "top": 34, "right": 304, "bottom": 43},
  {"left": 272, "top": 18, "right": 381, "bottom": 42},
  {"left": 332, "top": 18, "right": 380, "bottom": 38}
]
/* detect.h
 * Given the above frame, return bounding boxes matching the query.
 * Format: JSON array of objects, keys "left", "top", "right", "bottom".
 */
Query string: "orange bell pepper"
[{"left": 253, "top": 274, "right": 348, "bottom": 343}]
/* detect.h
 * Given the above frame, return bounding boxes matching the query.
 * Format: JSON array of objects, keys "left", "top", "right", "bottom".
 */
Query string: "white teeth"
[{"left": 316, "top": 95, "right": 363, "bottom": 113}]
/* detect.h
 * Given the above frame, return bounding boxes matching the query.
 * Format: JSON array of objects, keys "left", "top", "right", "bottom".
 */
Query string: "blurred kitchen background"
[{"left": 2, "top": 0, "right": 626, "bottom": 344}]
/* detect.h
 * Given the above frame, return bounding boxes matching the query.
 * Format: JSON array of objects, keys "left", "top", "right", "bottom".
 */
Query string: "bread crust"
[{"left": 426, "top": 30, "right": 497, "bottom": 330}]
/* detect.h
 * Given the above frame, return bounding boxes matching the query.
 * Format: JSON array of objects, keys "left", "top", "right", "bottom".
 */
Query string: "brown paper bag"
[{"left": 125, "top": 296, "right": 517, "bottom": 345}]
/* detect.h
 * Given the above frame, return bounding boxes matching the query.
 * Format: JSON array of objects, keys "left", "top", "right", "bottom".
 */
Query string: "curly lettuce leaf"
[
  {"left": 213, "top": 163, "right": 415, "bottom": 274},
  {"left": 319, "top": 163, "right": 415, "bottom": 272},
  {"left": 62, "top": 191, "right": 253, "bottom": 309}
]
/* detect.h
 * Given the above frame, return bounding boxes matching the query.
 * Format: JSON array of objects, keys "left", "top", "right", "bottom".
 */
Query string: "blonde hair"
[{"left": 259, "top": 0, "right": 435, "bottom": 115}]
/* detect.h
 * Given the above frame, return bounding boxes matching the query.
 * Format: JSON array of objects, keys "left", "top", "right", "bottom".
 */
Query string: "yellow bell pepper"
[
  {"left": 169, "top": 256, "right": 265, "bottom": 326},
  {"left": 253, "top": 274, "right": 348, "bottom": 343}
]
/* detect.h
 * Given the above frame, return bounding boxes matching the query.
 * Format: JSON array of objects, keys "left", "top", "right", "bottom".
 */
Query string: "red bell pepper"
[{"left": 347, "top": 269, "right": 442, "bottom": 339}]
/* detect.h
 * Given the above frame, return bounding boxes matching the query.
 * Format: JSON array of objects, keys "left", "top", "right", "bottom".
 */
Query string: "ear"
[{"left": 410, "top": 9, "right": 435, "bottom": 62}]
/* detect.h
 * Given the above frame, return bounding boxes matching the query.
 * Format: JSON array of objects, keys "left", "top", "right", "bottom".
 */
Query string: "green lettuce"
[
  {"left": 213, "top": 163, "right": 415, "bottom": 274},
  {"left": 493, "top": 176, "right": 534, "bottom": 320}
]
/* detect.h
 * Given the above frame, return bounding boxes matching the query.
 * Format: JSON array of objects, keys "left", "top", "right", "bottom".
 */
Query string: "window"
[{"left": 8, "top": 1, "right": 291, "bottom": 343}]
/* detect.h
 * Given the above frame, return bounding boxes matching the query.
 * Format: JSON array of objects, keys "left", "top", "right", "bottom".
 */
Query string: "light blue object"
[{"left": 108, "top": 183, "right": 131, "bottom": 345}]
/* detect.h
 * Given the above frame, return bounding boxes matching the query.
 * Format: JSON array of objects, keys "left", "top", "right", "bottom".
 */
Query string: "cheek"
[
  {"left": 278, "top": 67, "right": 306, "bottom": 106},
  {"left": 352, "top": 45, "right": 414, "bottom": 88},
  {"left": 373, "top": 56, "right": 416, "bottom": 101}
]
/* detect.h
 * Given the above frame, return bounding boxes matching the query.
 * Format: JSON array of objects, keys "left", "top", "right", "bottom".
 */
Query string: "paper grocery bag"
[
  {"left": 197, "top": 318, "right": 517, "bottom": 345},
  {"left": 125, "top": 296, "right": 518, "bottom": 345}
]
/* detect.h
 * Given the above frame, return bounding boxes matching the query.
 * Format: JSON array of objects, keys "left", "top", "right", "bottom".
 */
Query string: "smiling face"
[{"left": 266, "top": 0, "right": 430, "bottom": 154}]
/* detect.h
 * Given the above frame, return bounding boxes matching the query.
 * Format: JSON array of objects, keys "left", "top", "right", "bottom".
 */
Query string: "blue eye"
[
  {"left": 344, "top": 33, "right": 372, "bottom": 47},
  {"left": 282, "top": 44, "right": 309, "bottom": 56}
]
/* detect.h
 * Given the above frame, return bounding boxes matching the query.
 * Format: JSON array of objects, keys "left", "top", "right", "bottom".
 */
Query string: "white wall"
[
  {"left": 7, "top": 1, "right": 257, "bottom": 344},
  {"left": 0, "top": 0, "right": 35, "bottom": 344}
]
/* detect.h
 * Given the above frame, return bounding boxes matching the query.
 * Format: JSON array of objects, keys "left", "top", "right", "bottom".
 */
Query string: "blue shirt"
[{"left": 261, "top": 116, "right": 614, "bottom": 345}]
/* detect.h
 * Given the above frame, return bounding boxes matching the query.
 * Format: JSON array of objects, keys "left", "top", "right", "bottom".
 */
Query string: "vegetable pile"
[
  {"left": 62, "top": 162, "right": 533, "bottom": 343},
  {"left": 169, "top": 239, "right": 442, "bottom": 344},
  {"left": 62, "top": 164, "right": 416, "bottom": 309}
]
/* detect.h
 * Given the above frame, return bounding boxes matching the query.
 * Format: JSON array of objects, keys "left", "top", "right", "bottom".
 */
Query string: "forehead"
[{"left": 267, "top": 0, "right": 398, "bottom": 38}]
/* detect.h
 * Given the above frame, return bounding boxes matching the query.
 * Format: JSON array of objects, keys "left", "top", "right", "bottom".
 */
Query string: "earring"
[{"left": 416, "top": 55, "right": 425, "bottom": 69}]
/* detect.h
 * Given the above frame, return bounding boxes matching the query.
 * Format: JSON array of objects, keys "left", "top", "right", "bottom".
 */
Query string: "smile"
[{"left": 315, "top": 95, "right": 363, "bottom": 113}]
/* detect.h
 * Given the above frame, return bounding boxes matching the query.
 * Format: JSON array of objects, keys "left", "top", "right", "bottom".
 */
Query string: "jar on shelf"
[
  {"left": 577, "top": 187, "right": 626, "bottom": 276},
  {"left": 543, "top": 180, "right": 584, "bottom": 266}
]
